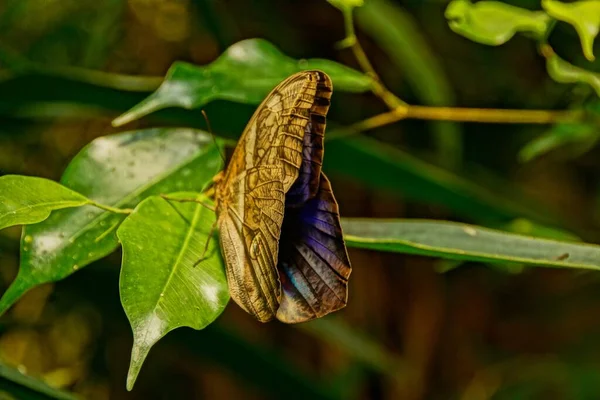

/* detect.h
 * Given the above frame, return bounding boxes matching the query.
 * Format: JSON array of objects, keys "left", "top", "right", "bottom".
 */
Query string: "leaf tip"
[
  {"left": 0, "top": 280, "right": 28, "bottom": 317},
  {"left": 125, "top": 339, "right": 151, "bottom": 391},
  {"left": 111, "top": 114, "right": 131, "bottom": 128},
  {"left": 126, "top": 373, "right": 137, "bottom": 392},
  {"left": 112, "top": 97, "right": 162, "bottom": 127}
]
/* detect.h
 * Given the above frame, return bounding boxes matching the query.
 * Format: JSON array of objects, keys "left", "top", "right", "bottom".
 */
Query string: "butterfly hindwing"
[{"left": 276, "top": 173, "right": 351, "bottom": 323}]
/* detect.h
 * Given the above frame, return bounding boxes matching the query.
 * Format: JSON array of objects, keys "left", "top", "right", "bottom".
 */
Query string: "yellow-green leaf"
[
  {"left": 327, "top": 0, "right": 364, "bottom": 12},
  {"left": 545, "top": 47, "right": 600, "bottom": 97},
  {"left": 445, "top": 0, "right": 551, "bottom": 46},
  {"left": 543, "top": 0, "right": 600, "bottom": 61}
]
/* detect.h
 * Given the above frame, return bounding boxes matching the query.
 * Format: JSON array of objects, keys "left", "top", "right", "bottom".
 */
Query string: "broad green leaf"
[
  {"left": 325, "top": 136, "right": 562, "bottom": 226},
  {"left": 342, "top": 218, "right": 600, "bottom": 270},
  {"left": 519, "top": 123, "right": 599, "bottom": 162},
  {"left": 112, "top": 38, "right": 373, "bottom": 126},
  {"left": 356, "top": 0, "right": 462, "bottom": 168},
  {"left": 545, "top": 47, "right": 600, "bottom": 97},
  {"left": 118, "top": 194, "right": 229, "bottom": 391},
  {"left": 445, "top": 0, "right": 551, "bottom": 46},
  {"left": 0, "top": 175, "right": 90, "bottom": 231},
  {"left": 0, "top": 362, "right": 79, "bottom": 400},
  {"left": 0, "top": 128, "right": 223, "bottom": 316},
  {"left": 543, "top": 0, "right": 600, "bottom": 61}
]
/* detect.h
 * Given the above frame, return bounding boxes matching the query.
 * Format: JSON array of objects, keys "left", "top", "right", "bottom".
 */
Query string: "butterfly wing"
[
  {"left": 218, "top": 167, "right": 285, "bottom": 322},
  {"left": 285, "top": 73, "right": 332, "bottom": 207},
  {"left": 217, "top": 71, "right": 330, "bottom": 322},
  {"left": 276, "top": 172, "right": 352, "bottom": 323}
]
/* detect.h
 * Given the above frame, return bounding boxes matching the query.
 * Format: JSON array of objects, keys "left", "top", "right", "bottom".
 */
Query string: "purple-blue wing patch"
[{"left": 276, "top": 172, "right": 351, "bottom": 323}]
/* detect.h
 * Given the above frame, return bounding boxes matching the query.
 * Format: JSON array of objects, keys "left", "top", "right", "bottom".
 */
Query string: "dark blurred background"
[{"left": 1, "top": 0, "right": 600, "bottom": 399}]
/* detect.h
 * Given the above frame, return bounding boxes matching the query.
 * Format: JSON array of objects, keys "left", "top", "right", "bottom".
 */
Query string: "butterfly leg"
[
  {"left": 159, "top": 194, "right": 216, "bottom": 212},
  {"left": 193, "top": 218, "right": 219, "bottom": 268},
  {"left": 160, "top": 195, "right": 220, "bottom": 267}
]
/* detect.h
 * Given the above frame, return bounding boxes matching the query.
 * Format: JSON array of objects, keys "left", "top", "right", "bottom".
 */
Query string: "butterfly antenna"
[{"left": 201, "top": 110, "right": 226, "bottom": 164}]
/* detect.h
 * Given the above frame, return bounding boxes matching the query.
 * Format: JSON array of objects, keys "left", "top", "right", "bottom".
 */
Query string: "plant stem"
[
  {"left": 327, "top": 106, "right": 585, "bottom": 140},
  {"left": 402, "top": 105, "right": 583, "bottom": 124},
  {"left": 342, "top": 9, "right": 406, "bottom": 109},
  {"left": 89, "top": 200, "right": 133, "bottom": 214},
  {"left": 337, "top": 7, "right": 586, "bottom": 143}
]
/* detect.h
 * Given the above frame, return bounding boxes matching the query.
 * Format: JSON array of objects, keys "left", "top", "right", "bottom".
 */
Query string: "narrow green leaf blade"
[
  {"left": 112, "top": 38, "right": 373, "bottom": 126},
  {"left": 118, "top": 194, "right": 229, "bottom": 390},
  {"left": 342, "top": 218, "right": 600, "bottom": 270},
  {"left": 0, "top": 362, "right": 79, "bottom": 400},
  {"left": 326, "top": 136, "right": 561, "bottom": 225},
  {"left": 543, "top": 0, "right": 600, "bottom": 61},
  {"left": 445, "top": 0, "right": 551, "bottom": 46},
  {"left": 0, "top": 175, "right": 89, "bottom": 231},
  {"left": 0, "top": 128, "right": 223, "bottom": 316},
  {"left": 519, "top": 123, "right": 599, "bottom": 162}
]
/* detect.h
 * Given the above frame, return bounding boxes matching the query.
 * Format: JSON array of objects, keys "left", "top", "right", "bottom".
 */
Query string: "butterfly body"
[{"left": 215, "top": 71, "right": 351, "bottom": 323}]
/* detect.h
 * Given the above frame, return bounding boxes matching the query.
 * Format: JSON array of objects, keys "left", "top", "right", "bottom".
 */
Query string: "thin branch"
[
  {"left": 403, "top": 106, "right": 584, "bottom": 125},
  {"left": 341, "top": 8, "right": 406, "bottom": 109},
  {"left": 336, "top": 7, "right": 588, "bottom": 143},
  {"left": 327, "top": 106, "right": 585, "bottom": 141}
]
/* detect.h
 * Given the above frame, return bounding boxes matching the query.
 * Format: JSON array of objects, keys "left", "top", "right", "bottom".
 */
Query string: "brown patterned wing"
[
  {"left": 222, "top": 71, "right": 329, "bottom": 193},
  {"left": 218, "top": 167, "right": 285, "bottom": 322},
  {"left": 217, "top": 71, "right": 332, "bottom": 322}
]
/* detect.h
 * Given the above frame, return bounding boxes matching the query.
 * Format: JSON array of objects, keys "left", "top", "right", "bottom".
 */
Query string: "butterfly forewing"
[{"left": 285, "top": 74, "right": 332, "bottom": 207}]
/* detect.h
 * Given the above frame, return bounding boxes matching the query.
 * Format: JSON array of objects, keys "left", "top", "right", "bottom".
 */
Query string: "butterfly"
[{"left": 213, "top": 70, "right": 351, "bottom": 323}]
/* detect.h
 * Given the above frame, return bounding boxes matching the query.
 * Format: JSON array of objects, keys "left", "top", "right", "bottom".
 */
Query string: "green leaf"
[
  {"left": 545, "top": 47, "right": 600, "bottom": 97},
  {"left": 118, "top": 194, "right": 229, "bottom": 391},
  {"left": 542, "top": 0, "right": 600, "bottom": 61},
  {"left": 0, "top": 128, "right": 223, "bottom": 316},
  {"left": 327, "top": 0, "right": 363, "bottom": 12},
  {"left": 356, "top": 0, "right": 462, "bottom": 168},
  {"left": 342, "top": 218, "right": 600, "bottom": 270},
  {"left": 325, "top": 136, "right": 562, "bottom": 225},
  {"left": 0, "top": 362, "right": 79, "bottom": 400},
  {"left": 0, "top": 175, "right": 90, "bottom": 231},
  {"left": 445, "top": 0, "right": 551, "bottom": 46},
  {"left": 112, "top": 38, "right": 373, "bottom": 127},
  {"left": 519, "top": 123, "right": 599, "bottom": 162}
]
